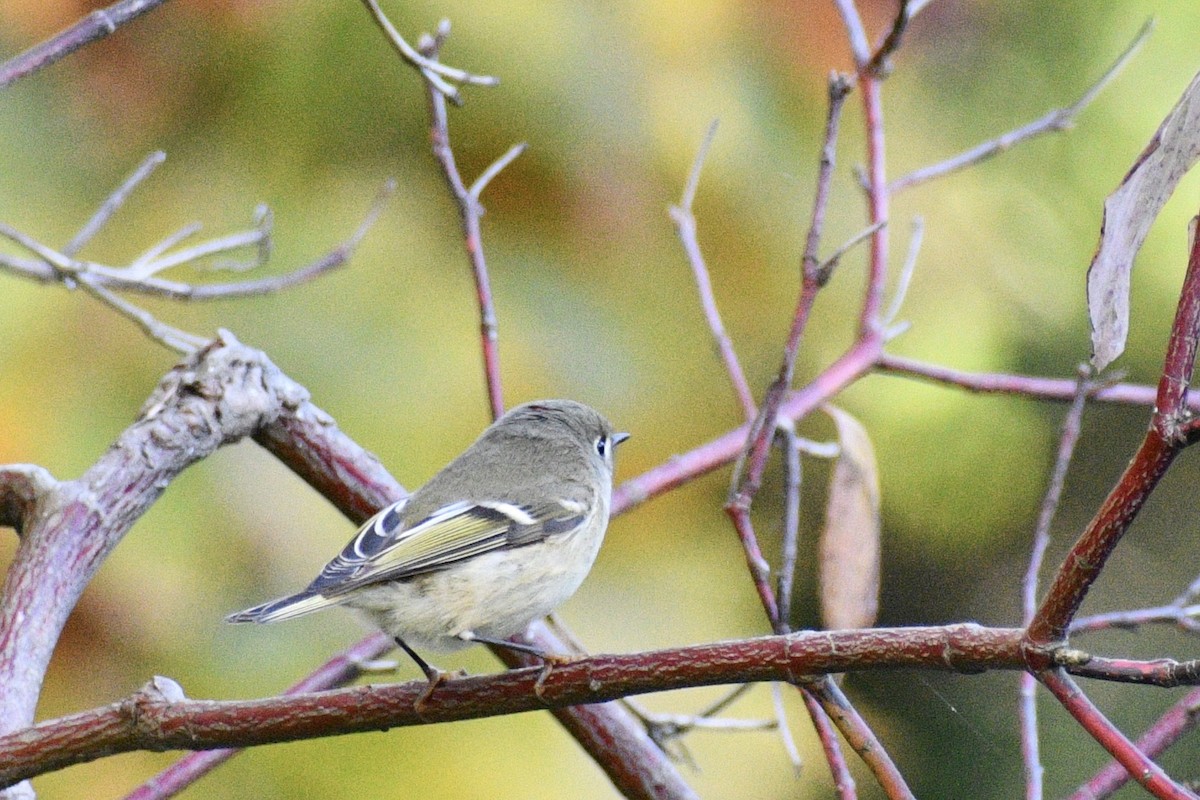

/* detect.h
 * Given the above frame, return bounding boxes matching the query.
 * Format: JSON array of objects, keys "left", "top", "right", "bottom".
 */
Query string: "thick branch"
[
  {"left": 0, "top": 332, "right": 310, "bottom": 739},
  {"left": 0, "top": 624, "right": 1024, "bottom": 788},
  {"left": 123, "top": 633, "right": 395, "bottom": 800}
]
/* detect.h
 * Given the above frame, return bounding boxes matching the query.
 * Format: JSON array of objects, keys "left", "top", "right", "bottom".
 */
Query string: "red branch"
[
  {"left": 1039, "top": 670, "right": 1199, "bottom": 800},
  {"left": 123, "top": 633, "right": 394, "bottom": 800},
  {"left": 1028, "top": 215, "right": 1200, "bottom": 647},
  {"left": 1065, "top": 683, "right": 1200, "bottom": 800},
  {"left": 0, "top": 624, "right": 1026, "bottom": 789},
  {"left": 420, "top": 35, "right": 507, "bottom": 420}
]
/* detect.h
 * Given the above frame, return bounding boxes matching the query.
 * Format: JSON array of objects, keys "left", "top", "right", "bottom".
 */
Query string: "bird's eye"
[{"left": 594, "top": 436, "right": 608, "bottom": 457}]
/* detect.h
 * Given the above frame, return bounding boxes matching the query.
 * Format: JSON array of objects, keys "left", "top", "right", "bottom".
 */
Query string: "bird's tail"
[{"left": 224, "top": 590, "right": 342, "bottom": 624}]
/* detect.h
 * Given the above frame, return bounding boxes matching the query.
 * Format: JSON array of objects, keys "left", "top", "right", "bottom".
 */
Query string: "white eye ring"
[{"left": 594, "top": 436, "right": 608, "bottom": 457}]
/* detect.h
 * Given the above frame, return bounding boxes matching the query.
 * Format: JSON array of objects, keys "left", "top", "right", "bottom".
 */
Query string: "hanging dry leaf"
[
  {"left": 1088, "top": 68, "right": 1200, "bottom": 371},
  {"left": 818, "top": 405, "right": 881, "bottom": 630}
]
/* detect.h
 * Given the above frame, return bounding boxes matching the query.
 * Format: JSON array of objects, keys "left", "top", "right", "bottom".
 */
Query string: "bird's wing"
[{"left": 305, "top": 496, "right": 589, "bottom": 597}]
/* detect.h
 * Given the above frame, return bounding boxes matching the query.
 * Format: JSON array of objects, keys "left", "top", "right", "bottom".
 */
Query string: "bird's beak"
[{"left": 613, "top": 432, "right": 631, "bottom": 446}]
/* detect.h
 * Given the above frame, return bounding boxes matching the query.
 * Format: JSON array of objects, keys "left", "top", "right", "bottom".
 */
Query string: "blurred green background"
[{"left": 3, "top": 0, "right": 1200, "bottom": 797}]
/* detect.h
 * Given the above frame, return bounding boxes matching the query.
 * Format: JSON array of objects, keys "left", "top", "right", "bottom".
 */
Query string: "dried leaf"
[
  {"left": 1088, "top": 68, "right": 1200, "bottom": 371},
  {"left": 818, "top": 406, "right": 881, "bottom": 630}
]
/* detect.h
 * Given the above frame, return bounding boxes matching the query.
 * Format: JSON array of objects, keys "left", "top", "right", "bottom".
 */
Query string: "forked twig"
[
  {"left": 670, "top": 119, "right": 756, "bottom": 420},
  {"left": 889, "top": 19, "right": 1153, "bottom": 194},
  {"left": 358, "top": 1, "right": 497, "bottom": 103},
  {"left": 409, "top": 27, "right": 515, "bottom": 420}
]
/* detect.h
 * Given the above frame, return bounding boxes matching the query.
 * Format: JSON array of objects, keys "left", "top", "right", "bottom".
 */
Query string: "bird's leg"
[
  {"left": 396, "top": 638, "right": 449, "bottom": 715},
  {"left": 461, "top": 632, "right": 580, "bottom": 701}
]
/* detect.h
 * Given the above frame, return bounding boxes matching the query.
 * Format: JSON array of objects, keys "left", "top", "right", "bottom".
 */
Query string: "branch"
[
  {"left": 0, "top": 332, "right": 311, "bottom": 742},
  {"left": 1039, "top": 669, "right": 1198, "bottom": 800},
  {"left": 358, "top": 3, "right": 496, "bottom": 103},
  {"left": 669, "top": 119, "right": 756, "bottom": 421},
  {"left": 1028, "top": 208, "right": 1200, "bottom": 646},
  {"left": 1020, "top": 370, "right": 1091, "bottom": 800},
  {"left": 887, "top": 19, "right": 1152, "bottom": 194},
  {"left": 123, "top": 633, "right": 395, "bottom": 800},
  {"left": 0, "top": 624, "right": 1027, "bottom": 788},
  {"left": 0, "top": 0, "right": 173, "bottom": 88},
  {"left": 9, "top": 625, "right": 1196, "bottom": 790}
]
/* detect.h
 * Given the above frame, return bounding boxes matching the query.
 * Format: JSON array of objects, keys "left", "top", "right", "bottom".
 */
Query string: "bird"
[{"left": 226, "top": 399, "right": 627, "bottom": 683}]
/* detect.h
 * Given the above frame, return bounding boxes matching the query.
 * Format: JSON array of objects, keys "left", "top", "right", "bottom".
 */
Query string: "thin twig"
[
  {"left": 770, "top": 683, "right": 802, "bottom": 774},
  {"left": 0, "top": 222, "right": 201, "bottom": 351},
  {"left": 1072, "top": 573, "right": 1200, "bottom": 636},
  {"left": 357, "top": 2, "right": 497, "bottom": 103},
  {"left": 1019, "top": 368, "right": 1092, "bottom": 800},
  {"left": 1070, "top": 603, "right": 1200, "bottom": 636},
  {"left": 414, "top": 30, "right": 509, "bottom": 420},
  {"left": 156, "top": 179, "right": 395, "bottom": 299},
  {"left": 4, "top": 168, "right": 393, "bottom": 295},
  {"left": 881, "top": 216, "right": 923, "bottom": 328},
  {"left": 856, "top": 77, "right": 890, "bottom": 333},
  {"left": 670, "top": 119, "right": 756, "bottom": 420},
  {"left": 133, "top": 225, "right": 268, "bottom": 276},
  {"left": 626, "top": 686, "right": 778, "bottom": 768},
  {"left": 776, "top": 426, "right": 802, "bottom": 626},
  {"left": 874, "top": 353, "right": 1200, "bottom": 410},
  {"left": 888, "top": 19, "right": 1153, "bottom": 194},
  {"left": 864, "top": 0, "right": 912, "bottom": 78},
  {"left": 64, "top": 151, "right": 166, "bottom": 257},
  {"left": 831, "top": 0, "right": 870, "bottom": 68},
  {"left": 1023, "top": 368, "right": 1092, "bottom": 627},
  {"left": 0, "top": 0, "right": 174, "bottom": 88},
  {"left": 129, "top": 222, "right": 203, "bottom": 272},
  {"left": 470, "top": 143, "right": 527, "bottom": 200},
  {"left": 815, "top": 220, "right": 886, "bottom": 285},
  {"left": 75, "top": 274, "right": 206, "bottom": 353},
  {"left": 0, "top": 179, "right": 395, "bottom": 348}
]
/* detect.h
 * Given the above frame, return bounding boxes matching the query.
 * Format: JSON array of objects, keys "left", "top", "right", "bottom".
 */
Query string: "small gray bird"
[{"left": 227, "top": 399, "right": 627, "bottom": 680}]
